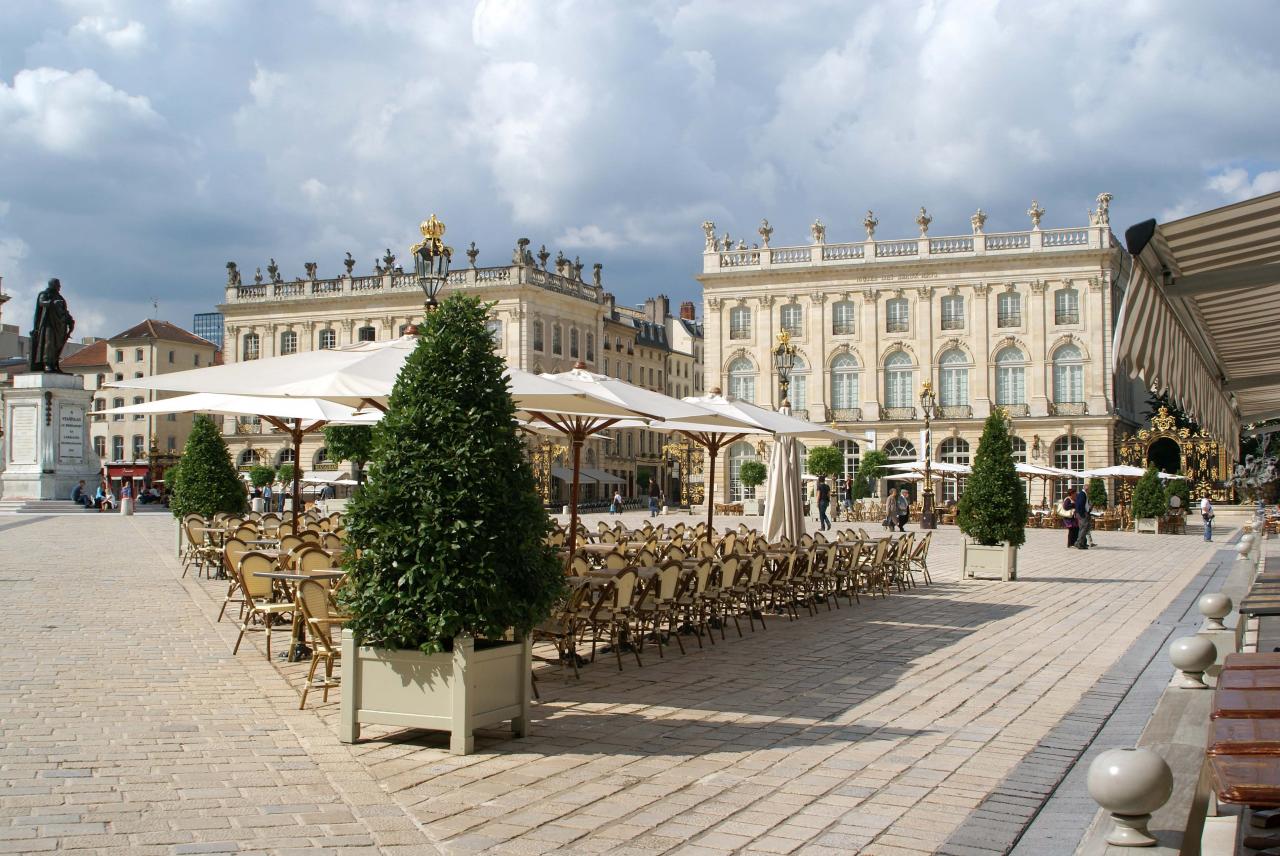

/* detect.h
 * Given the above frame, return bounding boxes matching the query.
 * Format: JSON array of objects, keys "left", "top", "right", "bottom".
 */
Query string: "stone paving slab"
[{"left": 2, "top": 511, "right": 1224, "bottom": 854}]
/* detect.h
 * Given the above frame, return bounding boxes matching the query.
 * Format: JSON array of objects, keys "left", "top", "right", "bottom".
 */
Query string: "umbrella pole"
[
  {"left": 566, "top": 431, "right": 585, "bottom": 569},
  {"left": 291, "top": 420, "right": 303, "bottom": 533},
  {"left": 705, "top": 443, "right": 718, "bottom": 541}
]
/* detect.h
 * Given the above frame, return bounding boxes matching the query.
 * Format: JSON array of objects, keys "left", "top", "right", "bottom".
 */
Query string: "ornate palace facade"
[
  {"left": 216, "top": 241, "right": 701, "bottom": 500},
  {"left": 699, "top": 195, "right": 1149, "bottom": 503}
]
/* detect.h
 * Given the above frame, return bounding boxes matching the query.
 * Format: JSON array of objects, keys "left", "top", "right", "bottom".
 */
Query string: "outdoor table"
[
  {"left": 252, "top": 570, "right": 345, "bottom": 662},
  {"left": 1212, "top": 689, "right": 1280, "bottom": 719},
  {"left": 1220, "top": 670, "right": 1280, "bottom": 690},
  {"left": 1226, "top": 653, "right": 1280, "bottom": 670}
]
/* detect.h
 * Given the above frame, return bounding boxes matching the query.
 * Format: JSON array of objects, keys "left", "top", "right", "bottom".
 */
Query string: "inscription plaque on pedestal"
[
  {"left": 9, "top": 405, "right": 37, "bottom": 465},
  {"left": 59, "top": 405, "right": 84, "bottom": 464}
]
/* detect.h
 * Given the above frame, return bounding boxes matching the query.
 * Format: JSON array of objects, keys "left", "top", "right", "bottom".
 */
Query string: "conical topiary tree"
[
  {"left": 853, "top": 449, "right": 888, "bottom": 499},
  {"left": 1132, "top": 465, "right": 1166, "bottom": 519},
  {"left": 956, "top": 410, "right": 1027, "bottom": 547},
  {"left": 169, "top": 414, "right": 248, "bottom": 519},
  {"left": 338, "top": 294, "right": 563, "bottom": 654},
  {"left": 1087, "top": 477, "right": 1108, "bottom": 510}
]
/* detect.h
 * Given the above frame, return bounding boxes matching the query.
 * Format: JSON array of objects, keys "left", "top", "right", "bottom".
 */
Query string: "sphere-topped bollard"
[
  {"left": 1238, "top": 532, "right": 1255, "bottom": 559},
  {"left": 1087, "top": 748, "right": 1174, "bottom": 847},
  {"left": 1198, "top": 593, "right": 1233, "bottom": 633},
  {"left": 1169, "top": 635, "right": 1217, "bottom": 689}
]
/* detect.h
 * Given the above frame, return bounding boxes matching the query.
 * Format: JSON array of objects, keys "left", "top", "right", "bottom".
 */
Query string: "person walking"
[
  {"left": 648, "top": 480, "right": 661, "bottom": 518},
  {"left": 1201, "top": 496, "right": 1215, "bottom": 541},
  {"left": 843, "top": 475, "right": 854, "bottom": 515},
  {"left": 610, "top": 489, "right": 623, "bottom": 515},
  {"left": 816, "top": 475, "right": 831, "bottom": 531},
  {"left": 1074, "top": 485, "right": 1092, "bottom": 550},
  {"left": 895, "top": 488, "right": 910, "bottom": 532},
  {"left": 1061, "top": 488, "right": 1079, "bottom": 548}
]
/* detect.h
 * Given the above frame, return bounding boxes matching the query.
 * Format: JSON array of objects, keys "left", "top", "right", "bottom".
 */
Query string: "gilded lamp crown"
[
  {"left": 420, "top": 214, "right": 445, "bottom": 240},
  {"left": 411, "top": 213, "right": 448, "bottom": 259}
]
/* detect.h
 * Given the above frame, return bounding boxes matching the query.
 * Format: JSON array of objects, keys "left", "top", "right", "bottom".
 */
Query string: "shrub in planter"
[
  {"left": 339, "top": 293, "right": 563, "bottom": 653},
  {"left": 957, "top": 411, "right": 1026, "bottom": 580},
  {"left": 853, "top": 449, "right": 888, "bottom": 500},
  {"left": 276, "top": 462, "right": 296, "bottom": 488},
  {"left": 169, "top": 415, "right": 248, "bottom": 520},
  {"left": 323, "top": 425, "right": 373, "bottom": 484},
  {"left": 1163, "top": 478, "right": 1190, "bottom": 510},
  {"left": 738, "top": 460, "right": 766, "bottom": 511},
  {"left": 1131, "top": 466, "right": 1166, "bottom": 521},
  {"left": 1087, "top": 477, "right": 1108, "bottom": 510},
  {"left": 806, "top": 446, "right": 844, "bottom": 481}
]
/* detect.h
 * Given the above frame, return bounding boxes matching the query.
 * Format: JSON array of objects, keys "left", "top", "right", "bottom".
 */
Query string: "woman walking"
[{"left": 1060, "top": 487, "right": 1079, "bottom": 548}]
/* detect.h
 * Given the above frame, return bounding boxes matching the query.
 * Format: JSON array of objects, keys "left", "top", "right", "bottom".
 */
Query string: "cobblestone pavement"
[{"left": 2, "top": 511, "right": 1224, "bottom": 855}]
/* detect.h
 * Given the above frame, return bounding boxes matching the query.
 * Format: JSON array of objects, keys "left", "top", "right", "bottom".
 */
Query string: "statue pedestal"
[{"left": 1, "top": 373, "right": 99, "bottom": 501}]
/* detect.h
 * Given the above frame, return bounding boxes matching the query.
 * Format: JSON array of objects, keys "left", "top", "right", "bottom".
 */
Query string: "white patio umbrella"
[
  {"left": 104, "top": 392, "right": 380, "bottom": 530},
  {"left": 762, "top": 412, "right": 805, "bottom": 544},
  {"left": 884, "top": 461, "right": 973, "bottom": 475},
  {"left": 536, "top": 368, "right": 751, "bottom": 559},
  {"left": 1079, "top": 464, "right": 1148, "bottom": 479}
]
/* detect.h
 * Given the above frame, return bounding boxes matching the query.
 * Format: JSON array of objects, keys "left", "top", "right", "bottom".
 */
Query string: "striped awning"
[{"left": 1116, "top": 191, "right": 1280, "bottom": 462}]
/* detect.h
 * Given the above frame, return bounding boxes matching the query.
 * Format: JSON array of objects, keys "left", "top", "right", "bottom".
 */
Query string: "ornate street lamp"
[
  {"left": 411, "top": 214, "right": 452, "bottom": 311},
  {"left": 529, "top": 437, "right": 566, "bottom": 504},
  {"left": 772, "top": 330, "right": 797, "bottom": 409},
  {"left": 662, "top": 437, "right": 702, "bottom": 507},
  {"left": 919, "top": 380, "right": 937, "bottom": 530}
]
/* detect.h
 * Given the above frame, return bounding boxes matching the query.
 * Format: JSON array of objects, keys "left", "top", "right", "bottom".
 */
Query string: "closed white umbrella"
[{"left": 762, "top": 420, "right": 805, "bottom": 543}]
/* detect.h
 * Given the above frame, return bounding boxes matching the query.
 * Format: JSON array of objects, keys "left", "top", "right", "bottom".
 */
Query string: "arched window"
[
  {"left": 835, "top": 439, "right": 860, "bottom": 480},
  {"left": 780, "top": 304, "right": 803, "bottom": 336},
  {"left": 886, "top": 297, "right": 909, "bottom": 333},
  {"left": 570, "top": 328, "right": 579, "bottom": 359},
  {"left": 728, "top": 358, "right": 756, "bottom": 403},
  {"left": 938, "top": 349, "right": 969, "bottom": 408},
  {"left": 1010, "top": 436, "right": 1027, "bottom": 463},
  {"left": 532, "top": 320, "right": 544, "bottom": 352},
  {"left": 831, "top": 300, "right": 856, "bottom": 336},
  {"left": 997, "top": 291, "right": 1021, "bottom": 327},
  {"left": 238, "top": 449, "right": 256, "bottom": 467},
  {"left": 1053, "top": 435, "right": 1085, "bottom": 500},
  {"left": 552, "top": 324, "right": 563, "bottom": 355},
  {"left": 317, "top": 329, "right": 336, "bottom": 350},
  {"left": 1054, "top": 288, "right": 1079, "bottom": 325},
  {"left": 884, "top": 351, "right": 913, "bottom": 410},
  {"left": 830, "top": 353, "right": 860, "bottom": 413},
  {"left": 1052, "top": 344, "right": 1084, "bottom": 404},
  {"left": 314, "top": 447, "right": 329, "bottom": 467},
  {"left": 995, "top": 346, "right": 1026, "bottom": 405},
  {"left": 278, "top": 447, "right": 296, "bottom": 466},
  {"left": 939, "top": 437, "right": 971, "bottom": 501},
  {"left": 729, "top": 306, "right": 751, "bottom": 339},
  {"left": 788, "top": 356, "right": 807, "bottom": 413},
  {"left": 728, "top": 441, "right": 760, "bottom": 502},
  {"left": 279, "top": 330, "right": 297, "bottom": 355},
  {"left": 242, "top": 332, "right": 260, "bottom": 361},
  {"left": 112, "top": 397, "right": 124, "bottom": 422},
  {"left": 586, "top": 333, "right": 595, "bottom": 362},
  {"left": 358, "top": 326, "right": 376, "bottom": 342},
  {"left": 132, "top": 396, "right": 144, "bottom": 420},
  {"left": 882, "top": 438, "right": 916, "bottom": 461}
]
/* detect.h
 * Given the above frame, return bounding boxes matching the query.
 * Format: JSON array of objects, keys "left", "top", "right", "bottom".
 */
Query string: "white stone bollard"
[
  {"left": 1087, "top": 748, "right": 1174, "bottom": 847},
  {"left": 1169, "top": 635, "right": 1216, "bottom": 689},
  {"left": 1198, "top": 593, "right": 1233, "bottom": 633},
  {"left": 120, "top": 497, "right": 134, "bottom": 516},
  {"left": 1238, "top": 533, "right": 1255, "bottom": 559}
]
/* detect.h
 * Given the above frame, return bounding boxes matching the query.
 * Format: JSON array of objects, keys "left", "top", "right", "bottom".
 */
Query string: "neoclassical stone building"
[
  {"left": 698, "top": 196, "right": 1148, "bottom": 503},
  {"left": 217, "top": 239, "right": 702, "bottom": 500}
]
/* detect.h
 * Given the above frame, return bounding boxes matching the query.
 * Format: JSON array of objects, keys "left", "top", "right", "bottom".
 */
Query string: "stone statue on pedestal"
[{"left": 28, "top": 278, "right": 75, "bottom": 373}]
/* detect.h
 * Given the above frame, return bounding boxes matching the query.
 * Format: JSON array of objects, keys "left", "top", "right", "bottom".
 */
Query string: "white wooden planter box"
[
  {"left": 743, "top": 498, "right": 763, "bottom": 516},
  {"left": 339, "top": 631, "right": 531, "bottom": 755},
  {"left": 962, "top": 540, "right": 1018, "bottom": 581},
  {"left": 1134, "top": 518, "right": 1160, "bottom": 534}
]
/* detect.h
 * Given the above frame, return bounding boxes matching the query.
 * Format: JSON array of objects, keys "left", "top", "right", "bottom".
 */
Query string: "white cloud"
[
  {"left": 557, "top": 224, "right": 623, "bottom": 251},
  {"left": 70, "top": 16, "right": 148, "bottom": 54},
  {"left": 247, "top": 63, "right": 284, "bottom": 106},
  {"left": 0, "top": 67, "right": 160, "bottom": 156}
]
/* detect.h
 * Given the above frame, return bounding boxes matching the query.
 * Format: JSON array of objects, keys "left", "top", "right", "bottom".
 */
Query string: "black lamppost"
[
  {"left": 412, "top": 214, "right": 451, "bottom": 311},
  {"left": 919, "top": 380, "right": 937, "bottom": 529},
  {"left": 772, "top": 331, "right": 797, "bottom": 409}
]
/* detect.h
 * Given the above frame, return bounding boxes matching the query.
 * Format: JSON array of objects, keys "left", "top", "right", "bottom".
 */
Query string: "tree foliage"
[
  {"left": 1131, "top": 465, "right": 1166, "bottom": 520},
  {"left": 276, "top": 462, "right": 296, "bottom": 488},
  {"left": 956, "top": 411, "right": 1027, "bottom": 547},
  {"left": 738, "top": 459, "right": 766, "bottom": 488},
  {"left": 169, "top": 415, "right": 248, "bottom": 519},
  {"left": 1163, "top": 477, "right": 1190, "bottom": 510},
  {"left": 338, "top": 295, "right": 564, "bottom": 654},
  {"left": 323, "top": 425, "right": 374, "bottom": 483},
  {"left": 853, "top": 449, "right": 889, "bottom": 499},
  {"left": 1087, "top": 477, "right": 1108, "bottom": 510},
  {"left": 806, "top": 445, "right": 844, "bottom": 480},
  {"left": 249, "top": 465, "right": 276, "bottom": 488}
]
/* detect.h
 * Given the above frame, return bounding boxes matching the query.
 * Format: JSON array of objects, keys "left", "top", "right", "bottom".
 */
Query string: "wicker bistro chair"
[
  {"left": 762, "top": 552, "right": 803, "bottom": 621},
  {"left": 232, "top": 551, "right": 294, "bottom": 660},
  {"left": 906, "top": 532, "right": 933, "bottom": 585},
  {"left": 218, "top": 537, "right": 252, "bottom": 622},
  {"left": 295, "top": 545, "right": 340, "bottom": 575},
  {"left": 602, "top": 551, "right": 628, "bottom": 571},
  {"left": 633, "top": 563, "right": 686, "bottom": 658},
  {"left": 532, "top": 579, "right": 592, "bottom": 682},
  {"left": 854, "top": 538, "right": 891, "bottom": 596},
  {"left": 704, "top": 555, "right": 738, "bottom": 639},
  {"left": 568, "top": 555, "right": 592, "bottom": 577},
  {"left": 297, "top": 579, "right": 348, "bottom": 708},
  {"left": 321, "top": 533, "right": 344, "bottom": 551},
  {"left": 827, "top": 540, "right": 860, "bottom": 606},
  {"left": 889, "top": 533, "right": 915, "bottom": 591},
  {"left": 586, "top": 568, "right": 643, "bottom": 671},
  {"left": 673, "top": 559, "right": 716, "bottom": 648}
]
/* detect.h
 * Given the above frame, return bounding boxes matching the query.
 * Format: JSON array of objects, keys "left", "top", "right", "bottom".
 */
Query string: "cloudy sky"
[{"left": 2, "top": 0, "right": 1278, "bottom": 341}]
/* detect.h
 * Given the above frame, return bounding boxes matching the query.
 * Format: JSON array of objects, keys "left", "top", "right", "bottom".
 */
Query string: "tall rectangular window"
[
  {"left": 317, "top": 329, "right": 336, "bottom": 349},
  {"left": 729, "top": 306, "right": 751, "bottom": 340},
  {"left": 831, "top": 301, "right": 856, "bottom": 335},
  {"left": 532, "top": 320, "right": 544, "bottom": 352},
  {"left": 112, "top": 436, "right": 124, "bottom": 461},
  {"left": 1054, "top": 288, "right": 1079, "bottom": 325},
  {"left": 997, "top": 291, "right": 1021, "bottom": 327},
  {"left": 779, "top": 304, "right": 803, "bottom": 337},
  {"left": 940, "top": 295, "right": 964, "bottom": 330},
  {"left": 885, "top": 298, "right": 909, "bottom": 333}
]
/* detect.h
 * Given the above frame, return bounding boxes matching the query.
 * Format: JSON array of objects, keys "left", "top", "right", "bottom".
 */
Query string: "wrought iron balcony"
[
  {"left": 882, "top": 406, "right": 917, "bottom": 420},
  {"left": 937, "top": 405, "right": 973, "bottom": 419},
  {"left": 729, "top": 326, "right": 751, "bottom": 340},
  {"left": 1055, "top": 311, "right": 1080, "bottom": 325},
  {"left": 997, "top": 313, "right": 1022, "bottom": 328},
  {"left": 999, "top": 404, "right": 1030, "bottom": 417},
  {"left": 1049, "top": 401, "right": 1088, "bottom": 416},
  {"left": 886, "top": 320, "right": 909, "bottom": 333},
  {"left": 832, "top": 321, "right": 856, "bottom": 336},
  {"left": 830, "top": 407, "right": 862, "bottom": 422},
  {"left": 940, "top": 316, "right": 964, "bottom": 330},
  {"left": 788, "top": 408, "right": 809, "bottom": 420}
]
